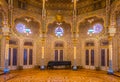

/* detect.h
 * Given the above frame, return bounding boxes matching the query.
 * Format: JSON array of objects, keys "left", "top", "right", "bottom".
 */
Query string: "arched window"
[
  {"left": 16, "top": 23, "right": 32, "bottom": 35},
  {"left": 55, "top": 26, "right": 64, "bottom": 37},
  {"left": 93, "top": 23, "right": 103, "bottom": 33},
  {"left": 16, "top": 23, "right": 25, "bottom": 33}
]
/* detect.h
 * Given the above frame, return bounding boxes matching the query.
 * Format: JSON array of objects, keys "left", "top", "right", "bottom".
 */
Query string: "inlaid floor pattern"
[{"left": 0, "top": 69, "right": 120, "bottom": 82}]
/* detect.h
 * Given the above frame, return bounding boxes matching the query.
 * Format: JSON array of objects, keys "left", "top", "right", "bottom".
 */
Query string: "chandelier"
[{"left": 24, "top": 28, "right": 32, "bottom": 36}]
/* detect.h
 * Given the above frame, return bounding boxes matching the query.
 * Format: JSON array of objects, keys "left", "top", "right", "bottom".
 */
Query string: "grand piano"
[{"left": 47, "top": 61, "right": 71, "bottom": 69}]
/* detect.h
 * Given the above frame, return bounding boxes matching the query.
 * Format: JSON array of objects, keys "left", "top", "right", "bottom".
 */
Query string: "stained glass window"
[
  {"left": 16, "top": 23, "right": 25, "bottom": 33},
  {"left": 93, "top": 23, "right": 103, "bottom": 33},
  {"left": 16, "top": 23, "right": 32, "bottom": 36},
  {"left": 55, "top": 26, "right": 64, "bottom": 37}
]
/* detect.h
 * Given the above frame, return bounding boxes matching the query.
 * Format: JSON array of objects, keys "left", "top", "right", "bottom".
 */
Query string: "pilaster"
[{"left": 19, "top": 39, "right": 23, "bottom": 66}]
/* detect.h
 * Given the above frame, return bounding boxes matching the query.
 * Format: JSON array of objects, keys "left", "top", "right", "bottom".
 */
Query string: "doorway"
[
  {"left": 85, "top": 41, "right": 95, "bottom": 69},
  {"left": 55, "top": 49, "right": 63, "bottom": 61},
  {"left": 54, "top": 41, "right": 64, "bottom": 61},
  {"left": 85, "top": 49, "right": 95, "bottom": 69},
  {"left": 23, "top": 48, "right": 33, "bottom": 68},
  {"left": 100, "top": 48, "right": 109, "bottom": 70},
  {"left": 8, "top": 48, "right": 18, "bottom": 70},
  {"left": 8, "top": 40, "right": 18, "bottom": 70},
  {"left": 23, "top": 41, "right": 33, "bottom": 69},
  {"left": 100, "top": 40, "right": 109, "bottom": 70}
]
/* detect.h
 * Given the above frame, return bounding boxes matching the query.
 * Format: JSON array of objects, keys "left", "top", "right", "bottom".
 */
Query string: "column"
[
  {"left": 105, "top": 0, "right": 115, "bottom": 74},
  {"left": 2, "top": 19, "right": 10, "bottom": 73},
  {"left": 40, "top": 38, "right": 45, "bottom": 69},
  {"left": 19, "top": 39, "right": 23, "bottom": 67},
  {"left": 105, "top": 0, "right": 110, "bottom": 28},
  {"left": 40, "top": 0, "right": 47, "bottom": 70},
  {"left": 95, "top": 39, "right": 100, "bottom": 68},
  {"left": 33, "top": 42, "right": 37, "bottom": 66},
  {"left": 107, "top": 27, "right": 116, "bottom": 74},
  {"left": 4, "top": 36, "right": 10, "bottom": 73},
  {"left": 2, "top": 0, "right": 13, "bottom": 72},
  {"left": 72, "top": 0, "right": 78, "bottom": 70},
  {"left": 73, "top": 38, "right": 77, "bottom": 70},
  {"left": 108, "top": 36, "right": 113, "bottom": 74}
]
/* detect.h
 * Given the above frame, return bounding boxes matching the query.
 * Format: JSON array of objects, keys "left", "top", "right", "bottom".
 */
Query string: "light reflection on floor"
[{"left": 0, "top": 69, "right": 120, "bottom": 82}]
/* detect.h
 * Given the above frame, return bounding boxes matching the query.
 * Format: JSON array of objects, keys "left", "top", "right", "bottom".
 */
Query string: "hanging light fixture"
[
  {"left": 24, "top": 28, "right": 32, "bottom": 36},
  {"left": 87, "top": 28, "right": 94, "bottom": 36}
]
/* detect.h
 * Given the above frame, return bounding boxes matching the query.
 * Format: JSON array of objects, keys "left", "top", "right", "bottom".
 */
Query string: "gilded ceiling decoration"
[{"left": 12, "top": 0, "right": 106, "bottom": 16}]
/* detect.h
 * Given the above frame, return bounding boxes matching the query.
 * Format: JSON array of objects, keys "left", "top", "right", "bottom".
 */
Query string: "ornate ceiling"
[{"left": 12, "top": 0, "right": 107, "bottom": 16}]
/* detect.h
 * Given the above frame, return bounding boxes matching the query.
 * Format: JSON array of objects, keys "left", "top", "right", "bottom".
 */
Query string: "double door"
[
  {"left": 23, "top": 48, "right": 33, "bottom": 68},
  {"left": 8, "top": 47, "right": 17, "bottom": 70},
  {"left": 100, "top": 48, "right": 109, "bottom": 70},
  {"left": 85, "top": 49, "right": 95, "bottom": 69},
  {"left": 54, "top": 49, "right": 63, "bottom": 61}
]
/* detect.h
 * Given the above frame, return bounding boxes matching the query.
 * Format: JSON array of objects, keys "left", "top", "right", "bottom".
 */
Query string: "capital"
[
  {"left": 73, "top": 39, "right": 77, "bottom": 46},
  {"left": 41, "top": 38, "right": 45, "bottom": 45},
  {"left": 108, "top": 27, "right": 116, "bottom": 36}
]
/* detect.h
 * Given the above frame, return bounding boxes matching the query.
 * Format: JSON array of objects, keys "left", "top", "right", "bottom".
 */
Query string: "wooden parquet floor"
[{"left": 0, "top": 69, "right": 120, "bottom": 82}]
